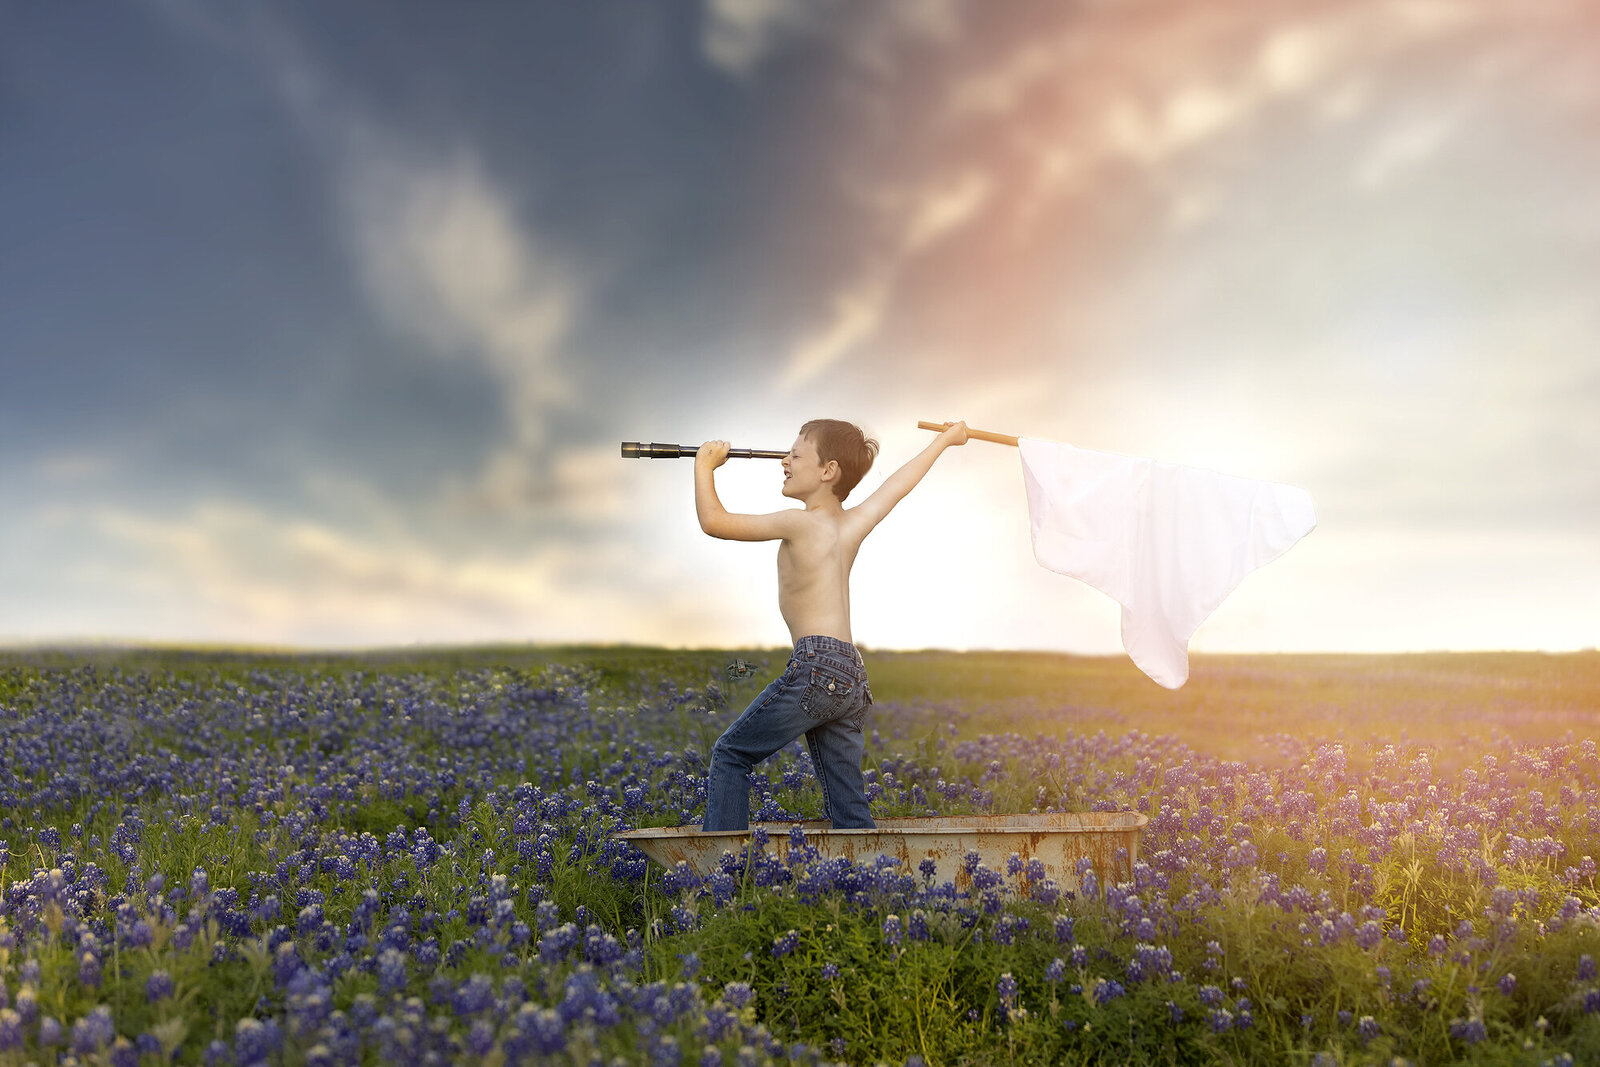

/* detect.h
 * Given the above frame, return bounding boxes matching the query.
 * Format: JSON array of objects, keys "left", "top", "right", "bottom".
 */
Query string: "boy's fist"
[
  {"left": 696, "top": 440, "right": 731, "bottom": 469},
  {"left": 942, "top": 421, "right": 969, "bottom": 445}
]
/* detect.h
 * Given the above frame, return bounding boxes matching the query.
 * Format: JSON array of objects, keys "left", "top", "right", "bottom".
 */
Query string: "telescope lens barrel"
[
  {"left": 620, "top": 442, "right": 785, "bottom": 459},
  {"left": 621, "top": 442, "right": 692, "bottom": 458}
]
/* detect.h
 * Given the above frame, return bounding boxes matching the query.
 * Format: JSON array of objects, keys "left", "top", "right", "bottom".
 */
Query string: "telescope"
[
  {"left": 622, "top": 423, "right": 1013, "bottom": 462},
  {"left": 620, "top": 442, "right": 787, "bottom": 459}
]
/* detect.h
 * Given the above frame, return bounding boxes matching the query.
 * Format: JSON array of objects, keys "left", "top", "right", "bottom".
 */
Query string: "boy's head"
[{"left": 795, "top": 418, "right": 879, "bottom": 502}]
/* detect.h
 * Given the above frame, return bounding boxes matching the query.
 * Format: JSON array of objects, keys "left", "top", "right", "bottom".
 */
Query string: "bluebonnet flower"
[
  {"left": 234, "top": 1018, "right": 283, "bottom": 1066},
  {"left": 820, "top": 962, "right": 839, "bottom": 980},
  {"left": 79, "top": 950, "right": 102, "bottom": 988},
  {"left": 972, "top": 864, "right": 1003, "bottom": 891},
  {"left": 1450, "top": 1017, "right": 1487, "bottom": 1044},
  {"left": 1209, "top": 1008, "right": 1234, "bottom": 1033},
  {"left": 71, "top": 1006, "right": 116, "bottom": 1054},
  {"left": 771, "top": 929, "right": 800, "bottom": 958},
  {"left": 0, "top": 1009, "right": 21, "bottom": 1053},
  {"left": 453, "top": 974, "right": 496, "bottom": 1016},
  {"left": 1499, "top": 972, "right": 1517, "bottom": 996},
  {"left": 13, "top": 989, "right": 37, "bottom": 1027},
  {"left": 1092, "top": 979, "right": 1125, "bottom": 1005},
  {"left": 1358, "top": 1015, "right": 1379, "bottom": 1044},
  {"left": 1580, "top": 954, "right": 1597, "bottom": 981},
  {"left": 882, "top": 914, "right": 903, "bottom": 948},
  {"left": 651, "top": 1034, "right": 682, "bottom": 1066},
  {"left": 147, "top": 970, "right": 175, "bottom": 1002},
  {"left": 995, "top": 972, "right": 1018, "bottom": 1019}
]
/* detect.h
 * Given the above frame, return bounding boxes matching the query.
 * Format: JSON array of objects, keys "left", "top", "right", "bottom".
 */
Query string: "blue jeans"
[{"left": 703, "top": 635, "right": 875, "bottom": 831}]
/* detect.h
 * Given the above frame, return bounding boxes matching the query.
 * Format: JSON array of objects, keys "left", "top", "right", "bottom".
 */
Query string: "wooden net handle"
[{"left": 917, "top": 421, "right": 1020, "bottom": 447}]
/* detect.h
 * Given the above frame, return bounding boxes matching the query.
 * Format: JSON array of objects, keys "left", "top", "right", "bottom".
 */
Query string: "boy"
[{"left": 695, "top": 418, "right": 968, "bottom": 831}]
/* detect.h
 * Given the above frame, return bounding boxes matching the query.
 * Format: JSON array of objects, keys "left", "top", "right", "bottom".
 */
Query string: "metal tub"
[{"left": 615, "top": 811, "right": 1148, "bottom": 895}]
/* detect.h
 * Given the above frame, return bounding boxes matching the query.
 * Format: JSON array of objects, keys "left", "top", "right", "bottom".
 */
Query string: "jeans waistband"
[{"left": 793, "top": 635, "right": 864, "bottom": 665}]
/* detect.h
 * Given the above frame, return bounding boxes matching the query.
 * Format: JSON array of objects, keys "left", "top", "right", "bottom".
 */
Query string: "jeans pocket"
[{"left": 800, "top": 662, "right": 856, "bottom": 720}]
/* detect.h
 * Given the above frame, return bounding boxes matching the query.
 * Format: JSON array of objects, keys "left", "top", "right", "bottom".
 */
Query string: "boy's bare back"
[{"left": 695, "top": 421, "right": 967, "bottom": 643}]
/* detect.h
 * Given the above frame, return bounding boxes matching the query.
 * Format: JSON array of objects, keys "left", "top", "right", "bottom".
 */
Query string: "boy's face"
[{"left": 781, "top": 433, "right": 831, "bottom": 499}]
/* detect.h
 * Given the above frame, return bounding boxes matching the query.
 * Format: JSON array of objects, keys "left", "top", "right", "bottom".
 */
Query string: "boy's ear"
[{"left": 821, "top": 459, "right": 840, "bottom": 483}]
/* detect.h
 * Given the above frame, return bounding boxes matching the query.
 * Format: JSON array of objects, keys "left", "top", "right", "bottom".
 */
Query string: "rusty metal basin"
[{"left": 615, "top": 812, "right": 1148, "bottom": 895}]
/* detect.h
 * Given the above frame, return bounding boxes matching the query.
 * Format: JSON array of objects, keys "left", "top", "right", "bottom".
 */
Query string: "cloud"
[
  {"left": 699, "top": 0, "right": 961, "bottom": 78},
  {"left": 343, "top": 148, "right": 575, "bottom": 424},
  {"left": 700, "top": 0, "right": 816, "bottom": 76},
  {"left": 779, "top": 283, "right": 888, "bottom": 390},
  {"left": 335, "top": 143, "right": 581, "bottom": 511},
  {"left": 148, "top": 2, "right": 589, "bottom": 518},
  {"left": 67, "top": 500, "right": 631, "bottom": 645}
]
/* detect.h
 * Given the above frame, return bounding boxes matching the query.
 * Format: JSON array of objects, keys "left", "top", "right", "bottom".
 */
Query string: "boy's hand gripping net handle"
[
  {"left": 621, "top": 442, "right": 787, "bottom": 459},
  {"left": 917, "top": 421, "right": 1019, "bottom": 446}
]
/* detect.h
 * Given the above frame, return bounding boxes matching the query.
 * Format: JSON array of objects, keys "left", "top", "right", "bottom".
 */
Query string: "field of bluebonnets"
[{"left": 1, "top": 646, "right": 1598, "bottom": 1066}]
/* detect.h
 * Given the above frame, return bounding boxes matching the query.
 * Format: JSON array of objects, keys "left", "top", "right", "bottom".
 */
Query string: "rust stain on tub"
[{"left": 615, "top": 812, "right": 1148, "bottom": 895}]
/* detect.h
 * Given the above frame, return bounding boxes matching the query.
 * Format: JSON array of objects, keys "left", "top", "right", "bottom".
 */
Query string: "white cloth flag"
[{"left": 1019, "top": 438, "right": 1316, "bottom": 689}]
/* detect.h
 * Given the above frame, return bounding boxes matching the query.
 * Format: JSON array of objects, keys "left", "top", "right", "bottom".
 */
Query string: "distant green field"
[{"left": 13, "top": 642, "right": 1593, "bottom": 762}]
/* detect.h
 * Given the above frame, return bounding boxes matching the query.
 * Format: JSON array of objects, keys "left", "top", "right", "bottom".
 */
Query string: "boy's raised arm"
[
  {"left": 850, "top": 420, "right": 967, "bottom": 532},
  {"left": 695, "top": 440, "right": 801, "bottom": 542}
]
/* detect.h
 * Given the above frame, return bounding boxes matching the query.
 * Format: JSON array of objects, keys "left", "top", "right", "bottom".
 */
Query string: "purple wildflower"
[
  {"left": 233, "top": 1018, "right": 283, "bottom": 1066},
  {"left": 1093, "top": 978, "right": 1125, "bottom": 1005},
  {"left": 997, "top": 972, "right": 1018, "bottom": 1015},
  {"left": 771, "top": 929, "right": 799, "bottom": 958}
]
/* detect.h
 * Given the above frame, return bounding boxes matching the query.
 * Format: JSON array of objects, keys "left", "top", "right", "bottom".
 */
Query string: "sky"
[{"left": 2, "top": 0, "right": 1596, "bottom": 656}]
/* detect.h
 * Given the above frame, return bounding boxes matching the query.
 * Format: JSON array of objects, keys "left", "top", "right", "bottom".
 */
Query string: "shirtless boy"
[{"left": 695, "top": 418, "right": 968, "bottom": 831}]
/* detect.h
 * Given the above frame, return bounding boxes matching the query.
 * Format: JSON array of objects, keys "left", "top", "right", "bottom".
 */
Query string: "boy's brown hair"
[{"left": 800, "top": 419, "right": 879, "bottom": 501}]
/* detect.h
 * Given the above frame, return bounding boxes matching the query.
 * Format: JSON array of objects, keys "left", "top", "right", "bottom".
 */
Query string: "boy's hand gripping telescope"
[{"left": 620, "top": 441, "right": 787, "bottom": 459}]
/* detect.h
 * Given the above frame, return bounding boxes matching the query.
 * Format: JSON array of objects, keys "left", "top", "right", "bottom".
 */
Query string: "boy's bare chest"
[{"left": 776, "top": 520, "right": 857, "bottom": 587}]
